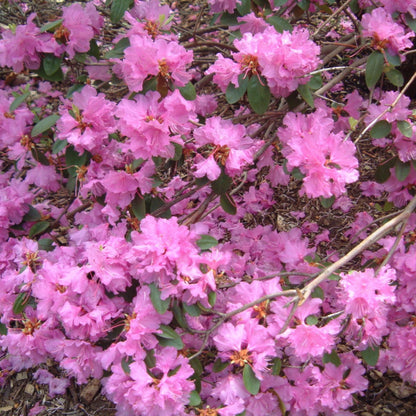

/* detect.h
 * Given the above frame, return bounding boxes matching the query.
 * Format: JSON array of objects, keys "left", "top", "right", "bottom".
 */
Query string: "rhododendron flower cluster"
[
  {"left": 1, "top": 1, "right": 416, "bottom": 416},
  {"left": 208, "top": 26, "right": 321, "bottom": 97},
  {"left": 278, "top": 108, "right": 359, "bottom": 198}
]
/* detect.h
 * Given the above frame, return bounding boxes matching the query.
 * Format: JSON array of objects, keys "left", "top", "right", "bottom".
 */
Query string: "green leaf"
[
  {"left": 111, "top": 0, "right": 131, "bottom": 23},
  {"left": 243, "top": 364, "right": 260, "bottom": 395},
  {"left": 23, "top": 205, "right": 41, "bottom": 222},
  {"left": 370, "top": 120, "right": 391, "bottom": 139},
  {"left": 104, "top": 37, "right": 130, "bottom": 59},
  {"left": 40, "top": 19, "right": 63, "bottom": 33},
  {"left": 311, "top": 286, "right": 324, "bottom": 300},
  {"left": 365, "top": 51, "right": 384, "bottom": 89},
  {"left": 10, "top": 90, "right": 30, "bottom": 112},
  {"left": 266, "top": 15, "right": 292, "bottom": 33},
  {"left": 212, "top": 358, "right": 230, "bottom": 373},
  {"left": 236, "top": 0, "right": 251, "bottom": 15},
  {"left": 43, "top": 54, "right": 62, "bottom": 76},
  {"left": 220, "top": 193, "right": 237, "bottom": 215},
  {"left": 149, "top": 196, "right": 171, "bottom": 219},
  {"left": 308, "top": 73, "right": 323, "bottom": 90},
  {"left": 31, "top": 114, "right": 60, "bottom": 137},
  {"left": 38, "top": 238, "right": 54, "bottom": 252},
  {"left": 121, "top": 357, "right": 131, "bottom": 374},
  {"left": 13, "top": 292, "right": 28, "bottom": 314},
  {"left": 211, "top": 171, "right": 232, "bottom": 195},
  {"left": 297, "top": 83, "right": 314, "bottom": 108},
  {"left": 131, "top": 194, "right": 146, "bottom": 220},
  {"left": 52, "top": 139, "right": 68, "bottom": 154},
  {"left": 385, "top": 52, "right": 401, "bottom": 67},
  {"left": 66, "top": 84, "right": 84, "bottom": 98},
  {"left": 323, "top": 350, "right": 341, "bottom": 367},
  {"left": 395, "top": 159, "right": 411, "bottom": 181},
  {"left": 75, "top": 53, "right": 87, "bottom": 64},
  {"left": 179, "top": 82, "right": 196, "bottom": 100},
  {"left": 220, "top": 11, "right": 239, "bottom": 26},
  {"left": 144, "top": 349, "right": 156, "bottom": 369},
  {"left": 405, "top": 13, "right": 416, "bottom": 32},
  {"left": 319, "top": 196, "right": 335, "bottom": 208},
  {"left": 183, "top": 302, "right": 201, "bottom": 317},
  {"left": 36, "top": 64, "right": 64, "bottom": 82},
  {"left": 156, "top": 325, "right": 184, "bottom": 350},
  {"left": 149, "top": 283, "right": 170, "bottom": 314},
  {"left": 247, "top": 76, "right": 271, "bottom": 114},
  {"left": 385, "top": 67, "right": 404, "bottom": 87},
  {"left": 375, "top": 157, "right": 396, "bottom": 183},
  {"left": 226, "top": 74, "right": 249, "bottom": 104},
  {"left": 29, "top": 221, "right": 50, "bottom": 238},
  {"left": 362, "top": 345, "right": 379, "bottom": 366},
  {"left": 305, "top": 315, "right": 318, "bottom": 326},
  {"left": 0, "top": 322, "right": 7, "bottom": 335},
  {"left": 208, "top": 291, "right": 216, "bottom": 307},
  {"left": 172, "top": 142, "right": 183, "bottom": 161},
  {"left": 189, "top": 390, "right": 202, "bottom": 406},
  {"left": 172, "top": 301, "right": 188, "bottom": 329},
  {"left": 196, "top": 235, "right": 218, "bottom": 251},
  {"left": 397, "top": 120, "right": 413, "bottom": 138},
  {"left": 271, "top": 357, "right": 282, "bottom": 376},
  {"left": 31, "top": 148, "right": 50, "bottom": 166},
  {"left": 88, "top": 39, "right": 101, "bottom": 59}
]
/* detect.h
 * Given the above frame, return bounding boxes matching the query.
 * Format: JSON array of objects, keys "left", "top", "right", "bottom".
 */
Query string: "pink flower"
[
  {"left": 0, "top": 13, "right": 60, "bottom": 72},
  {"left": 59, "top": 3, "right": 103, "bottom": 59},
  {"left": 208, "top": 0, "right": 238, "bottom": 13},
  {"left": 381, "top": 0, "right": 416, "bottom": 18},
  {"left": 114, "top": 34, "right": 193, "bottom": 92},
  {"left": 278, "top": 108, "right": 359, "bottom": 198},
  {"left": 24, "top": 164, "right": 62, "bottom": 192},
  {"left": 56, "top": 85, "right": 116, "bottom": 155},
  {"left": 361, "top": 8, "right": 414, "bottom": 57}
]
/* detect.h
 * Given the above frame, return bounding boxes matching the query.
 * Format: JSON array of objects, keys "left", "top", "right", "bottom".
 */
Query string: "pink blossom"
[
  {"left": 0, "top": 14, "right": 61, "bottom": 72},
  {"left": 361, "top": 8, "right": 414, "bottom": 57},
  {"left": 60, "top": 3, "right": 103, "bottom": 59},
  {"left": 24, "top": 164, "right": 62, "bottom": 192},
  {"left": 114, "top": 34, "right": 193, "bottom": 92},
  {"left": 381, "top": 0, "right": 416, "bottom": 18},
  {"left": 205, "top": 53, "right": 241, "bottom": 93},
  {"left": 208, "top": 0, "right": 238, "bottom": 13}
]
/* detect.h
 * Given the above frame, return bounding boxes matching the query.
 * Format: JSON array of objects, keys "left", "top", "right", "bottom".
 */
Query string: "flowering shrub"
[{"left": 1, "top": 1, "right": 416, "bottom": 415}]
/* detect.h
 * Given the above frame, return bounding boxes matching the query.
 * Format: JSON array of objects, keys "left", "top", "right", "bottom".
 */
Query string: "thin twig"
[{"left": 313, "top": 0, "right": 354, "bottom": 37}]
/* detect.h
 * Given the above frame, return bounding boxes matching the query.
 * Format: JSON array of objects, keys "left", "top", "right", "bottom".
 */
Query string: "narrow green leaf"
[
  {"left": 405, "top": 13, "right": 416, "bottom": 32},
  {"left": 220, "top": 193, "right": 237, "bottom": 215},
  {"left": 298, "top": 83, "right": 314, "bottom": 108},
  {"left": 236, "top": 0, "right": 251, "bottom": 15},
  {"left": 0, "top": 322, "right": 7, "bottom": 335},
  {"left": 271, "top": 357, "right": 282, "bottom": 376},
  {"left": 156, "top": 325, "right": 184, "bottom": 349},
  {"left": 29, "top": 221, "right": 50, "bottom": 238},
  {"left": 266, "top": 15, "right": 292, "bottom": 33},
  {"left": 121, "top": 357, "right": 131, "bottom": 374},
  {"left": 397, "top": 120, "right": 413, "bottom": 138},
  {"left": 370, "top": 120, "right": 391, "bottom": 139},
  {"left": 36, "top": 65, "right": 64, "bottom": 82},
  {"left": 323, "top": 350, "right": 341, "bottom": 367},
  {"left": 208, "top": 291, "right": 216, "bottom": 307},
  {"left": 196, "top": 235, "right": 218, "bottom": 251},
  {"left": 52, "top": 139, "right": 68, "bottom": 154},
  {"left": 40, "top": 19, "right": 63, "bottom": 33},
  {"left": 43, "top": 54, "right": 62, "bottom": 76},
  {"left": 172, "top": 142, "right": 183, "bottom": 161},
  {"left": 226, "top": 74, "right": 249, "bottom": 104},
  {"left": 311, "top": 286, "right": 324, "bottom": 300},
  {"left": 31, "top": 148, "right": 50, "bottom": 166},
  {"left": 189, "top": 390, "right": 202, "bottom": 406},
  {"left": 362, "top": 345, "right": 379, "bottom": 366},
  {"left": 111, "top": 0, "right": 131, "bottom": 23},
  {"left": 10, "top": 90, "right": 30, "bottom": 112},
  {"left": 149, "top": 196, "right": 171, "bottom": 219},
  {"left": 88, "top": 39, "right": 100, "bottom": 59},
  {"left": 385, "top": 52, "right": 401, "bottom": 67},
  {"left": 31, "top": 114, "right": 60, "bottom": 137},
  {"left": 247, "top": 76, "right": 271, "bottom": 114},
  {"left": 149, "top": 283, "right": 170, "bottom": 314},
  {"left": 243, "top": 364, "right": 260, "bottom": 395},
  {"left": 365, "top": 51, "right": 384, "bottom": 89},
  {"left": 131, "top": 195, "right": 146, "bottom": 220},
  {"left": 13, "top": 292, "right": 28, "bottom": 314},
  {"left": 172, "top": 301, "right": 188, "bottom": 329},
  {"left": 144, "top": 349, "right": 156, "bottom": 369},
  {"left": 395, "top": 159, "right": 411, "bottom": 181},
  {"left": 179, "top": 82, "right": 196, "bottom": 100},
  {"left": 190, "top": 357, "right": 203, "bottom": 377}
]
